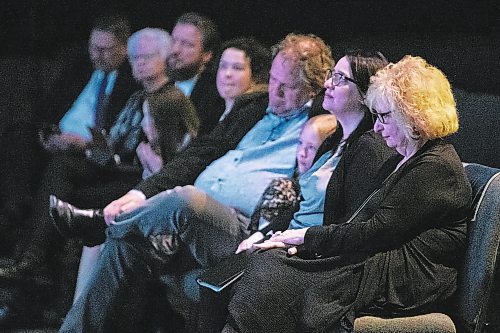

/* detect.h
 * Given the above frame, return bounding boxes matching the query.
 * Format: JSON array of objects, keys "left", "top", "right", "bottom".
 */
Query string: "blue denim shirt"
[
  {"left": 59, "top": 70, "right": 117, "bottom": 139},
  {"left": 194, "top": 105, "right": 309, "bottom": 217}
]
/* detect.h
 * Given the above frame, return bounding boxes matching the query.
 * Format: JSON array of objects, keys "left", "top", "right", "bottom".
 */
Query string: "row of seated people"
[
  {"left": 18, "top": 34, "right": 471, "bottom": 332},
  {"left": 0, "top": 13, "right": 473, "bottom": 333},
  {"left": 0, "top": 12, "right": 274, "bottom": 328}
]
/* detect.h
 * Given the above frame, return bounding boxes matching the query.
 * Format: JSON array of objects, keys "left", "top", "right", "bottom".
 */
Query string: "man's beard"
[{"left": 167, "top": 60, "right": 202, "bottom": 82}]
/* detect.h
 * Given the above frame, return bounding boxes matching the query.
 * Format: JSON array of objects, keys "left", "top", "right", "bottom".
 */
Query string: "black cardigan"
[
  {"left": 302, "top": 140, "right": 472, "bottom": 325},
  {"left": 253, "top": 113, "right": 396, "bottom": 236},
  {"left": 322, "top": 113, "right": 398, "bottom": 226},
  {"left": 224, "top": 141, "right": 471, "bottom": 333},
  {"left": 189, "top": 68, "right": 225, "bottom": 136},
  {"left": 306, "top": 140, "right": 471, "bottom": 257}
]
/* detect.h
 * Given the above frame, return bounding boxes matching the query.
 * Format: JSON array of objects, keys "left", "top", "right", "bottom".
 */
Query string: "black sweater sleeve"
[
  {"left": 305, "top": 144, "right": 471, "bottom": 257},
  {"left": 323, "top": 132, "right": 397, "bottom": 225}
]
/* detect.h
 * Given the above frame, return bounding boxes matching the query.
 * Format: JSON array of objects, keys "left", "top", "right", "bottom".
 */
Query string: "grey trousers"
[{"left": 59, "top": 185, "right": 250, "bottom": 333}]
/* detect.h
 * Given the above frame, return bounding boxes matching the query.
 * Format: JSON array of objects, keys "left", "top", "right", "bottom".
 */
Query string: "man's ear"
[{"left": 202, "top": 50, "right": 213, "bottom": 66}]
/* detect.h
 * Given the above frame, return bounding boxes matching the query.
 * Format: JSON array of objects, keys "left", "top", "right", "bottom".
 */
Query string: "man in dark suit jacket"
[
  {"left": 167, "top": 12, "right": 225, "bottom": 135},
  {"left": 0, "top": 14, "right": 140, "bottom": 328},
  {"left": 38, "top": 14, "right": 139, "bottom": 151},
  {"left": 0, "top": 26, "right": 167, "bottom": 329},
  {"left": 39, "top": 53, "right": 137, "bottom": 134}
]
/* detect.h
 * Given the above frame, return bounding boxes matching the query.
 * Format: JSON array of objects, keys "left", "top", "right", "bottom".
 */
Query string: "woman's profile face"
[
  {"left": 373, "top": 105, "right": 407, "bottom": 151},
  {"left": 216, "top": 48, "right": 254, "bottom": 102},
  {"left": 322, "top": 56, "right": 361, "bottom": 116}
]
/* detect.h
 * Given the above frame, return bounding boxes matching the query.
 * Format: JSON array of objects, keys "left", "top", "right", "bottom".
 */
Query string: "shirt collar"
[
  {"left": 175, "top": 74, "right": 199, "bottom": 96},
  {"left": 95, "top": 69, "right": 117, "bottom": 78}
]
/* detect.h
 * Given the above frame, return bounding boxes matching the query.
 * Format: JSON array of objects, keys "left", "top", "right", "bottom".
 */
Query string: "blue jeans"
[{"left": 60, "top": 185, "right": 250, "bottom": 333}]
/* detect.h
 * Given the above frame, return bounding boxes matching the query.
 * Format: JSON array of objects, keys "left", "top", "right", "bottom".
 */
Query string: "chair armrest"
[{"left": 354, "top": 313, "right": 456, "bottom": 333}]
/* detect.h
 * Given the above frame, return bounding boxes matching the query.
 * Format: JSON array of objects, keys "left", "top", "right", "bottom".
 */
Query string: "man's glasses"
[
  {"left": 369, "top": 108, "right": 392, "bottom": 124},
  {"left": 324, "top": 69, "right": 358, "bottom": 86},
  {"left": 130, "top": 52, "right": 159, "bottom": 62}
]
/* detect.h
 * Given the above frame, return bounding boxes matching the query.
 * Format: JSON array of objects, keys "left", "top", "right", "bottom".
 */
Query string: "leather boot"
[{"left": 49, "top": 195, "right": 106, "bottom": 246}]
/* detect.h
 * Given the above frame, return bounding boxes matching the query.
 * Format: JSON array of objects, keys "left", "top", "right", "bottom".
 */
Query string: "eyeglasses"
[
  {"left": 369, "top": 108, "right": 392, "bottom": 124},
  {"left": 130, "top": 52, "right": 159, "bottom": 62},
  {"left": 90, "top": 44, "right": 120, "bottom": 55},
  {"left": 324, "top": 69, "right": 358, "bottom": 86}
]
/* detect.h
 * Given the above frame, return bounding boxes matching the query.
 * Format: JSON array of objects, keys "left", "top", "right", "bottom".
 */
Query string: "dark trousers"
[
  {"left": 13, "top": 152, "right": 141, "bottom": 323},
  {"left": 25, "top": 152, "right": 142, "bottom": 262},
  {"left": 198, "top": 285, "right": 233, "bottom": 333},
  {"left": 0, "top": 123, "right": 38, "bottom": 256}
]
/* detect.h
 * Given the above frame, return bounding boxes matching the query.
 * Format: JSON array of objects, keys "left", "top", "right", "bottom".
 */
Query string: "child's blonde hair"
[{"left": 303, "top": 114, "right": 337, "bottom": 141}]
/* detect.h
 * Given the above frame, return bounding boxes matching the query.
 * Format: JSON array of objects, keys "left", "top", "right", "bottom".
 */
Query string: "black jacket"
[
  {"left": 189, "top": 68, "right": 225, "bottom": 136},
  {"left": 227, "top": 141, "right": 472, "bottom": 333},
  {"left": 323, "top": 114, "right": 397, "bottom": 225},
  {"left": 302, "top": 140, "right": 472, "bottom": 327}
]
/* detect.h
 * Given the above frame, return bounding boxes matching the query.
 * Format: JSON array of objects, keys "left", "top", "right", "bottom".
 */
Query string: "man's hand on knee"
[{"left": 104, "top": 191, "right": 146, "bottom": 225}]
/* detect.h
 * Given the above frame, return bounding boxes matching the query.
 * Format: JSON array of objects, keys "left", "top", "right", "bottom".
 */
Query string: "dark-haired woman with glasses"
[{"left": 223, "top": 55, "right": 472, "bottom": 333}]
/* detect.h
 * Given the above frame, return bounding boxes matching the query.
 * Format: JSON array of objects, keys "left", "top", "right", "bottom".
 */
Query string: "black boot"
[{"left": 49, "top": 195, "right": 106, "bottom": 246}]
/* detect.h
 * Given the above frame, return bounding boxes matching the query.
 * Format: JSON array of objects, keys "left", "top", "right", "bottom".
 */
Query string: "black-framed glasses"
[
  {"left": 130, "top": 52, "right": 160, "bottom": 62},
  {"left": 369, "top": 108, "right": 392, "bottom": 124},
  {"left": 325, "top": 69, "right": 358, "bottom": 86}
]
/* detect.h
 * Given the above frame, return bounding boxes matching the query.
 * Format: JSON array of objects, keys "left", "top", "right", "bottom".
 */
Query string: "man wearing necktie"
[
  {"left": 40, "top": 14, "right": 139, "bottom": 152},
  {"left": 3, "top": 27, "right": 172, "bottom": 280},
  {"left": 93, "top": 71, "right": 109, "bottom": 129}
]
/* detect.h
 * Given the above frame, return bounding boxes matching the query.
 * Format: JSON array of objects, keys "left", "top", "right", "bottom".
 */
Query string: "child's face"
[{"left": 296, "top": 124, "right": 323, "bottom": 174}]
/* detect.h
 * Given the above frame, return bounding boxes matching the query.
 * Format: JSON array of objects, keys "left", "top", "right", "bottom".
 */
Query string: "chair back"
[{"left": 458, "top": 163, "right": 500, "bottom": 333}]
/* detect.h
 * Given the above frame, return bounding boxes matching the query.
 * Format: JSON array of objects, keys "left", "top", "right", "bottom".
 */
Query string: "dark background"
[
  {"left": 0, "top": 0, "right": 499, "bottom": 167},
  {"left": 1, "top": 0, "right": 499, "bottom": 94},
  {"left": 0, "top": 4, "right": 497, "bottom": 330}
]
